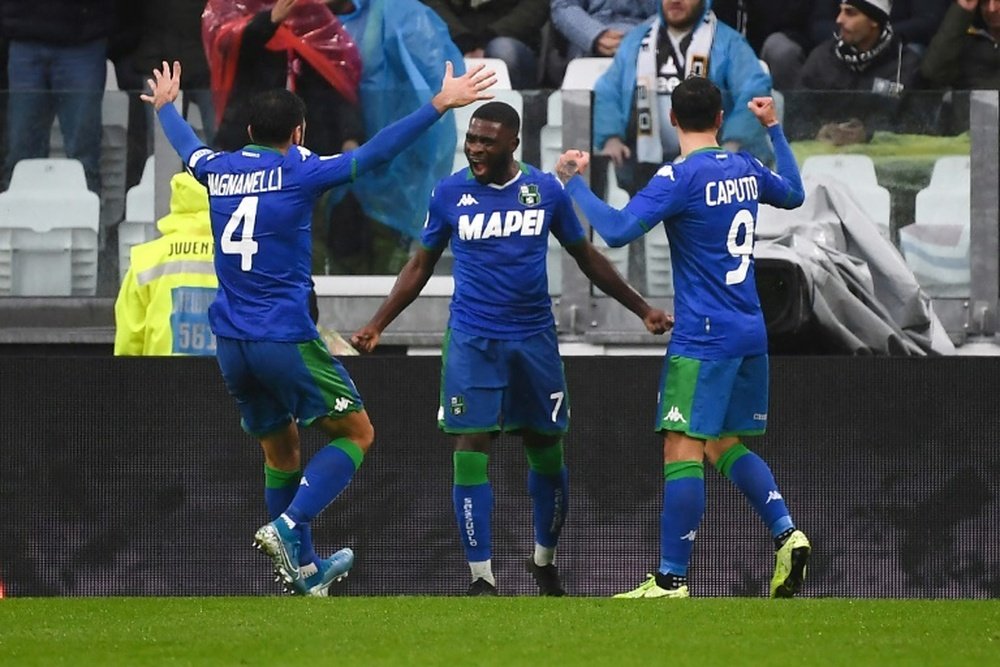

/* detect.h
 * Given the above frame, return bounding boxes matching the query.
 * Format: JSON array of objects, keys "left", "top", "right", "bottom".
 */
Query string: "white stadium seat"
[
  {"left": 119, "top": 156, "right": 158, "bottom": 280},
  {"left": 560, "top": 57, "right": 612, "bottom": 91},
  {"left": 0, "top": 158, "right": 100, "bottom": 296},
  {"left": 802, "top": 155, "right": 891, "bottom": 239},
  {"left": 463, "top": 58, "right": 512, "bottom": 90}
]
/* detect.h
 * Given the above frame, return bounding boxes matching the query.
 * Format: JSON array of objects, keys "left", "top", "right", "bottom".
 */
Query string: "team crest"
[
  {"left": 518, "top": 184, "right": 541, "bottom": 206},
  {"left": 450, "top": 395, "right": 466, "bottom": 416}
]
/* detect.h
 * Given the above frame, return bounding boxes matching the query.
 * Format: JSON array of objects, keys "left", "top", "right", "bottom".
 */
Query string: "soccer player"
[
  {"left": 553, "top": 77, "right": 810, "bottom": 598},
  {"left": 141, "top": 59, "right": 496, "bottom": 596},
  {"left": 351, "top": 102, "right": 672, "bottom": 596}
]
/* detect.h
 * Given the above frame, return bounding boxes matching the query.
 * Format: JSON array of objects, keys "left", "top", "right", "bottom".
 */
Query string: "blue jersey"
[
  {"left": 187, "top": 144, "right": 354, "bottom": 341},
  {"left": 421, "top": 164, "right": 586, "bottom": 339},
  {"left": 624, "top": 148, "right": 801, "bottom": 358},
  {"left": 158, "top": 101, "right": 443, "bottom": 342}
]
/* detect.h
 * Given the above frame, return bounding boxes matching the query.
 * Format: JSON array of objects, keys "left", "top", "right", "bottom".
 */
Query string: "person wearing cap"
[{"left": 798, "top": 0, "right": 922, "bottom": 93}]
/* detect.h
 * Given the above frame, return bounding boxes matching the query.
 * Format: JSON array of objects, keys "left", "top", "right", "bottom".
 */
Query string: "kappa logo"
[
  {"left": 656, "top": 165, "right": 676, "bottom": 181},
  {"left": 333, "top": 397, "right": 351, "bottom": 412},
  {"left": 680, "top": 530, "right": 697, "bottom": 541},
  {"left": 457, "top": 193, "right": 479, "bottom": 207},
  {"left": 765, "top": 490, "right": 783, "bottom": 504},
  {"left": 299, "top": 477, "right": 310, "bottom": 487},
  {"left": 518, "top": 183, "right": 541, "bottom": 206},
  {"left": 664, "top": 405, "right": 687, "bottom": 424}
]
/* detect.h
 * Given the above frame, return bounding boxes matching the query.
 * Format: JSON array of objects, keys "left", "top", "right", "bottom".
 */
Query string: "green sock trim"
[
  {"left": 525, "top": 441, "right": 565, "bottom": 475},
  {"left": 663, "top": 461, "right": 704, "bottom": 481},
  {"left": 264, "top": 465, "right": 301, "bottom": 489},
  {"left": 331, "top": 438, "right": 365, "bottom": 471},
  {"left": 453, "top": 451, "right": 489, "bottom": 486},
  {"left": 715, "top": 443, "right": 751, "bottom": 479}
]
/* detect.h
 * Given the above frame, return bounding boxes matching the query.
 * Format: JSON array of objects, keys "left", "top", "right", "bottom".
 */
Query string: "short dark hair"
[
  {"left": 670, "top": 77, "right": 722, "bottom": 132},
  {"left": 470, "top": 101, "right": 521, "bottom": 135},
  {"left": 247, "top": 89, "right": 307, "bottom": 146}
]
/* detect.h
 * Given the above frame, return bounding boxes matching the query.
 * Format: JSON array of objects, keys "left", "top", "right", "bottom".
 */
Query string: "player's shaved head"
[
  {"left": 471, "top": 102, "right": 521, "bottom": 136},
  {"left": 671, "top": 76, "right": 722, "bottom": 132},
  {"left": 248, "top": 89, "right": 307, "bottom": 146}
]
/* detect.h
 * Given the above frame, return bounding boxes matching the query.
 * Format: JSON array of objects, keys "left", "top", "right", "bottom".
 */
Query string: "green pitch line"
[{"left": 0, "top": 598, "right": 997, "bottom": 666}]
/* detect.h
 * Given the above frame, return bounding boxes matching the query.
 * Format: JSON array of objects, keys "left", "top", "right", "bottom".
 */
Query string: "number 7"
[{"left": 549, "top": 391, "right": 564, "bottom": 422}]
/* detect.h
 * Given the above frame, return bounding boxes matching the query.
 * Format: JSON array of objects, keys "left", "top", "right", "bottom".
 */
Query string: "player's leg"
[
  {"left": 215, "top": 337, "right": 314, "bottom": 591},
  {"left": 440, "top": 328, "right": 504, "bottom": 595},
  {"left": 617, "top": 355, "right": 736, "bottom": 599},
  {"left": 250, "top": 338, "right": 371, "bottom": 594},
  {"left": 506, "top": 328, "right": 569, "bottom": 596},
  {"left": 705, "top": 354, "right": 810, "bottom": 598}
]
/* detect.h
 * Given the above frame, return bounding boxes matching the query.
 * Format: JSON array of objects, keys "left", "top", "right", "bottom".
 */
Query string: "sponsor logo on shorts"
[
  {"left": 753, "top": 412, "right": 768, "bottom": 421},
  {"left": 450, "top": 395, "right": 466, "bottom": 416},
  {"left": 334, "top": 397, "right": 351, "bottom": 412},
  {"left": 680, "top": 530, "right": 697, "bottom": 541},
  {"left": 765, "top": 490, "right": 783, "bottom": 504},
  {"left": 664, "top": 405, "right": 687, "bottom": 424}
]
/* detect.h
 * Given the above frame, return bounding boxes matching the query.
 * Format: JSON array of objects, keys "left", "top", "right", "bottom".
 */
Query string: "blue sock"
[
  {"left": 716, "top": 444, "right": 794, "bottom": 538},
  {"left": 264, "top": 465, "right": 317, "bottom": 566},
  {"left": 525, "top": 442, "right": 569, "bottom": 549},
  {"left": 285, "top": 439, "right": 364, "bottom": 526},
  {"left": 659, "top": 461, "right": 706, "bottom": 577},
  {"left": 453, "top": 451, "right": 492, "bottom": 563}
]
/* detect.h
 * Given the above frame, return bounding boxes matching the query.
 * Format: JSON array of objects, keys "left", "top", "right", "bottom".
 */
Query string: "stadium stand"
[{"left": 118, "top": 157, "right": 157, "bottom": 280}]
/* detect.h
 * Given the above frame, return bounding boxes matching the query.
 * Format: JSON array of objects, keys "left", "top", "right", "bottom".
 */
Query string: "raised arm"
[
  {"left": 141, "top": 61, "right": 206, "bottom": 166},
  {"left": 350, "top": 61, "right": 497, "bottom": 174},
  {"left": 747, "top": 97, "right": 805, "bottom": 209}
]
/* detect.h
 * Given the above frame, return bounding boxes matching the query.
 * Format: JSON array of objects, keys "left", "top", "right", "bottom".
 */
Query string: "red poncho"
[{"left": 202, "top": 0, "right": 361, "bottom": 125}]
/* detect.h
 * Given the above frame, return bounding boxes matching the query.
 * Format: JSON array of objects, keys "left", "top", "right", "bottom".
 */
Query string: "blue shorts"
[
  {"left": 655, "top": 353, "right": 768, "bottom": 439},
  {"left": 216, "top": 336, "right": 363, "bottom": 437},
  {"left": 439, "top": 327, "right": 569, "bottom": 435}
]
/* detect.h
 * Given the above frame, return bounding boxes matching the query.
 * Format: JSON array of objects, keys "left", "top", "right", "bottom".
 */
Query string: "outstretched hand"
[
  {"left": 643, "top": 309, "right": 674, "bottom": 335},
  {"left": 431, "top": 61, "right": 497, "bottom": 112},
  {"left": 350, "top": 325, "right": 381, "bottom": 354},
  {"left": 140, "top": 60, "right": 182, "bottom": 111},
  {"left": 747, "top": 97, "right": 779, "bottom": 128},
  {"left": 554, "top": 149, "right": 590, "bottom": 185}
]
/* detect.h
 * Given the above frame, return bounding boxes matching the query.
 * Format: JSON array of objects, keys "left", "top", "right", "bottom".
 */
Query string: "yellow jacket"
[{"left": 114, "top": 172, "right": 218, "bottom": 356}]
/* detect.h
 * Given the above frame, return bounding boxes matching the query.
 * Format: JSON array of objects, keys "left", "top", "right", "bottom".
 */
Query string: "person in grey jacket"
[
  {"left": 920, "top": 0, "right": 1000, "bottom": 89},
  {"left": 551, "top": 0, "right": 658, "bottom": 58}
]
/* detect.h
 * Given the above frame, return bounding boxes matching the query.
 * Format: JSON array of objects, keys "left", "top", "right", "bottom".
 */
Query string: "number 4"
[{"left": 221, "top": 196, "right": 260, "bottom": 271}]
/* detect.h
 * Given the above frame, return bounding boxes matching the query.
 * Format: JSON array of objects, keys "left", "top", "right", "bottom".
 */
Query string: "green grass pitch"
[{"left": 1, "top": 598, "right": 998, "bottom": 666}]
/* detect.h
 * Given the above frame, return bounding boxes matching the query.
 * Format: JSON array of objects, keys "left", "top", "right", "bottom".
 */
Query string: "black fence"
[{"left": 2, "top": 356, "right": 997, "bottom": 597}]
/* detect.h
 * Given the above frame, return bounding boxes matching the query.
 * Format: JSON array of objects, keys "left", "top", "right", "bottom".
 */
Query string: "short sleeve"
[{"left": 420, "top": 186, "right": 452, "bottom": 251}]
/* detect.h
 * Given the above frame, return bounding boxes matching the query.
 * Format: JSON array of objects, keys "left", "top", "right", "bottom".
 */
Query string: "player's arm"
[
  {"left": 551, "top": 186, "right": 672, "bottom": 335},
  {"left": 314, "top": 62, "right": 497, "bottom": 189},
  {"left": 747, "top": 97, "right": 805, "bottom": 209},
  {"left": 565, "top": 240, "right": 672, "bottom": 334},
  {"left": 554, "top": 150, "right": 683, "bottom": 247},
  {"left": 141, "top": 61, "right": 212, "bottom": 174},
  {"left": 351, "top": 246, "right": 444, "bottom": 353}
]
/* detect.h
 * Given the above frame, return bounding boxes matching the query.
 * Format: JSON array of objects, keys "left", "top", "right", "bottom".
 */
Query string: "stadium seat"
[
  {"left": 119, "top": 157, "right": 158, "bottom": 280},
  {"left": 105, "top": 59, "right": 119, "bottom": 91},
  {"left": 801, "top": 155, "right": 891, "bottom": 239},
  {"left": 451, "top": 90, "right": 524, "bottom": 174},
  {"left": 594, "top": 163, "right": 630, "bottom": 295},
  {"left": 463, "top": 58, "right": 512, "bottom": 90},
  {"left": 898, "top": 166, "right": 971, "bottom": 297},
  {"left": 560, "top": 57, "right": 613, "bottom": 92},
  {"left": 0, "top": 158, "right": 100, "bottom": 296}
]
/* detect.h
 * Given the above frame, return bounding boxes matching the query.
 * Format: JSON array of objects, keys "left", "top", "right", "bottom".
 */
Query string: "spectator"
[
  {"left": 921, "top": 0, "right": 1000, "bottom": 89},
  {"left": 127, "top": 1, "right": 215, "bottom": 143},
  {"left": 114, "top": 172, "right": 217, "bottom": 356},
  {"left": 799, "top": 1, "right": 921, "bottom": 93},
  {"left": 550, "top": 0, "right": 657, "bottom": 59},
  {"left": 713, "top": 0, "right": 818, "bottom": 91},
  {"left": 1, "top": 0, "right": 113, "bottom": 193},
  {"left": 204, "top": 0, "right": 363, "bottom": 155},
  {"left": 329, "top": 0, "right": 465, "bottom": 274},
  {"left": 593, "top": 0, "right": 773, "bottom": 195},
  {"left": 809, "top": 0, "right": 951, "bottom": 51},
  {"left": 203, "top": 0, "right": 365, "bottom": 274},
  {"left": 421, "top": 0, "right": 549, "bottom": 89}
]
